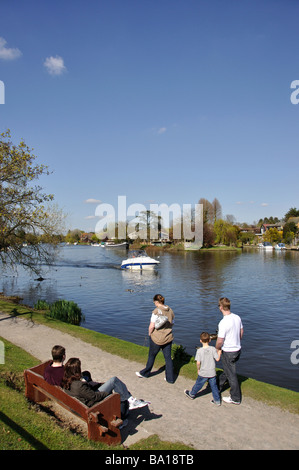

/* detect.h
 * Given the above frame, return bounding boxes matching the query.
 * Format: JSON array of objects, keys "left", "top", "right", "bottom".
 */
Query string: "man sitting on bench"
[{"left": 44, "top": 345, "right": 66, "bottom": 386}]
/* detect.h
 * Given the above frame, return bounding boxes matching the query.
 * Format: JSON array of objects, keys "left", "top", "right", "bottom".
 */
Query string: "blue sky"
[{"left": 1, "top": 0, "right": 299, "bottom": 231}]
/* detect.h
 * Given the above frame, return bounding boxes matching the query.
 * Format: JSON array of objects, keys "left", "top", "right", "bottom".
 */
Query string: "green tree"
[
  {"left": 91, "top": 233, "right": 100, "bottom": 243},
  {"left": 263, "top": 228, "right": 282, "bottom": 244},
  {"left": 65, "top": 229, "right": 82, "bottom": 243},
  {"left": 284, "top": 207, "right": 299, "bottom": 221},
  {"left": 283, "top": 222, "right": 297, "bottom": 243},
  {"left": 213, "top": 219, "right": 239, "bottom": 246},
  {"left": 284, "top": 231, "right": 295, "bottom": 244},
  {"left": 138, "top": 210, "right": 162, "bottom": 240},
  {"left": 258, "top": 216, "right": 279, "bottom": 226},
  {"left": 0, "top": 130, "right": 64, "bottom": 274},
  {"left": 238, "top": 231, "right": 256, "bottom": 244}
]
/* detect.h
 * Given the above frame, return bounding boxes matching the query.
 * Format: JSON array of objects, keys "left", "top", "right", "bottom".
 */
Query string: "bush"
[
  {"left": 46, "top": 300, "right": 85, "bottom": 325},
  {"left": 34, "top": 299, "right": 50, "bottom": 310}
]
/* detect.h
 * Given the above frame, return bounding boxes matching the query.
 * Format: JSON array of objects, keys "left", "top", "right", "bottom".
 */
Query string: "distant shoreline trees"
[{"left": 65, "top": 203, "right": 299, "bottom": 248}]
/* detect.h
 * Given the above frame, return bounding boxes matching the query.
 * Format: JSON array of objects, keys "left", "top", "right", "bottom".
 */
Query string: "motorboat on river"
[
  {"left": 121, "top": 250, "right": 160, "bottom": 270},
  {"left": 261, "top": 242, "right": 273, "bottom": 250},
  {"left": 105, "top": 242, "right": 129, "bottom": 248},
  {"left": 274, "top": 243, "right": 286, "bottom": 250}
]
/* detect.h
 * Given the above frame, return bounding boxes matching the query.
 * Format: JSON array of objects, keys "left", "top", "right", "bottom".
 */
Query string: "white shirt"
[{"left": 218, "top": 313, "right": 243, "bottom": 352}]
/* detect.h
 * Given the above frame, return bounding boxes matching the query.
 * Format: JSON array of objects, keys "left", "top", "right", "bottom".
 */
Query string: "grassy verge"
[
  {"left": 0, "top": 337, "right": 193, "bottom": 450},
  {"left": 198, "top": 246, "right": 242, "bottom": 252},
  {"left": 0, "top": 297, "right": 298, "bottom": 417},
  {"left": 131, "top": 243, "right": 242, "bottom": 252}
]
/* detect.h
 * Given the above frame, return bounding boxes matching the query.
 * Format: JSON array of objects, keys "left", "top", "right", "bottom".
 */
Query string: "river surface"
[{"left": 1, "top": 245, "right": 299, "bottom": 392}]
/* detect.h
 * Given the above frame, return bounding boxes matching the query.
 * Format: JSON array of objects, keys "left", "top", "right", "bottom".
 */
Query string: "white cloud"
[
  {"left": 85, "top": 198, "right": 102, "bottom": 204},
  {"left": 261, "top": 202, "right": 269, "bottom": 207},
  {"left": 44, "top": 55, "right": 67, "bottom": 76},
  {"left": 0, "top": 37, "right": 22, "bottom": 60},
  {"left": 158, "top": 127, "right": 167, "bottom": 134}
]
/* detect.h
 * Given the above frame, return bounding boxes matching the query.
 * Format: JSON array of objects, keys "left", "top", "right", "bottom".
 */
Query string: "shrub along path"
[{"left": 0, "top": 312, "right": 298, "bottom": 450}]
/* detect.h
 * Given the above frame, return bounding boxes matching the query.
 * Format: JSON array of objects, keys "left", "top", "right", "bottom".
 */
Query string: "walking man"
[{"left": 216, "top": 297, "right": 243, "bottom": 404}]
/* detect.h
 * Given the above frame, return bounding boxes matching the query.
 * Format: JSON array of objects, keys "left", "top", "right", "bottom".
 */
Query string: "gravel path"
[{"left": 1, "top": 312, "right": 298, "bottom": 450}]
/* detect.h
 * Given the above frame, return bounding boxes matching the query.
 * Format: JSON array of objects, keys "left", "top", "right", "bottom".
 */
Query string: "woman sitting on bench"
[{"left": 61, "top": 357, "right": 149, "bottom": 420}]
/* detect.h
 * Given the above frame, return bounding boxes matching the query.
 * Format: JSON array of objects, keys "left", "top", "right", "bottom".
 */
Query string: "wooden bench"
[{"left": 24, "top": 361, "right": 123, "bottom": 445}]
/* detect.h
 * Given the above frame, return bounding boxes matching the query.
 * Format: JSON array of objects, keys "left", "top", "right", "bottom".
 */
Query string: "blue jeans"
[
  {"left": 219, "top": 350, "right": 241, "bottom": 402},
  {"left": 98, "top": 376, "right": 131, "bottom": 402},
  {"left": 140, "top": 337, "right": 174, "bottom": 383},
  {"left": 190, "top": 375, "right": 220, "bottom": 404}
]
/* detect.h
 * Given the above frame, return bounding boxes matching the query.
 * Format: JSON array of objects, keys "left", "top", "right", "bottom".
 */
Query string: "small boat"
[
  {"left": 274, "top": 243, "right": 286, "bottom": 250},
  {"left": 105, "top": 242, "right": 129, "bottom": 248},
  {"left": 261, "top": 242, "right": 273, "bottom": 250},
  {"left": 121, "top": 250, "right": 160, "bottom": 270}
]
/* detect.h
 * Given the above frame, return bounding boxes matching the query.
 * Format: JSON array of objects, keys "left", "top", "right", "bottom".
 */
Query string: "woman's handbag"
[{"left": 154, "top": 309, "right": 169, "bottom": 329}]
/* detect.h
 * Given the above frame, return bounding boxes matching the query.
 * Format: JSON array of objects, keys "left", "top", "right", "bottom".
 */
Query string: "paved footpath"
[{"left": 1, "top": 312, "right": 299, "bottom": 450}]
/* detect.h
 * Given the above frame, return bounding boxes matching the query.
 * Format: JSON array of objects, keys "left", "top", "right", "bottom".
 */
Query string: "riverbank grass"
[{"left": 0, "top": 297, "right": 298, "bottom": 416}]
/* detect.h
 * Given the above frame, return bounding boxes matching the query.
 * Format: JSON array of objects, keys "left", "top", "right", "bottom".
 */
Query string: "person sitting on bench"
[
  {"left": 61, "top": 357, "right": 150, "bottom": 420},
  {"left": 44, "top": 345, "right": 66, "bottom": 386}
]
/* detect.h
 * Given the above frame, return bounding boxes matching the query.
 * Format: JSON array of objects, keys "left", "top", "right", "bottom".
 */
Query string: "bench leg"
[
  {"left": 88, "top": 412, "right": 122, "bottom": 445},
  {"left": 24, "top": 373, "right": 48, "bottom": 403}
]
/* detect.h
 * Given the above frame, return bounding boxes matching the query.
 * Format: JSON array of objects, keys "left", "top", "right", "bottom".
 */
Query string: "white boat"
[
  {"left": 274, "top": 243, "right": 286, "bottom": 250},
  {"left": 261, "top": 242, "right": 273, "bottom": 250},
  {"left": 105, "top": 242, "right": 129, "bottom": 248},
  {"left": 121, "top": 250, "right": 160, "bottom": 270}
]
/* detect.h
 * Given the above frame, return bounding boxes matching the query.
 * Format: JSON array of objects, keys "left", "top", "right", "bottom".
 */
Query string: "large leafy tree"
[
  {"left": 284, "top": 207, "right": 299, "bottom": 221},
  {"left": 214, "top": 219, "right": 239, "bottom": 246},
  {"left": 263, "top": 228, "right": 283, "bottom": 244},
  {"left": 0, "top": 130, "right": 64, "bottom": 274}
]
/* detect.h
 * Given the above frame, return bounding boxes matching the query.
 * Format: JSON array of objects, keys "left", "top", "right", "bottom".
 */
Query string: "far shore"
[{"left": 107, "top": 241, "right": 299, "bottom": 252}]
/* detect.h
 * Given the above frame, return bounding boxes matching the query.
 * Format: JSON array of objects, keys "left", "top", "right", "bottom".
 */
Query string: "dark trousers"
[
  {"left": 140, "top": 337, "right": 174, "bottom": 383},
  {"left": 219, "top": 350, "right": 241, "bottom": 402}
]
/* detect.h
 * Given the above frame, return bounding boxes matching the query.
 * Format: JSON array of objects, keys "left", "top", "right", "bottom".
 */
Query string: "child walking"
[{"left": 184, "top": 332, "right": 221, "bottom": 405}]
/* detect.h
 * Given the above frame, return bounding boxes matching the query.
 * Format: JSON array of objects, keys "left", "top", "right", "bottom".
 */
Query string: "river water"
[{"left": 1, "top": 245, "right": 299, "bottom": 392}]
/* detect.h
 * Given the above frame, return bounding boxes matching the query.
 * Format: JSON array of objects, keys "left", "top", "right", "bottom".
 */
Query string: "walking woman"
[{"left": 136, "top": 294, "right": 175, "bottom": 383}]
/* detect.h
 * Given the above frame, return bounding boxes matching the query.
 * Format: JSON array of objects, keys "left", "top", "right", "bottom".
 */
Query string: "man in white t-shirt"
[{"left": 216, "top": 297, "right": 244, "bottom": 405}]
